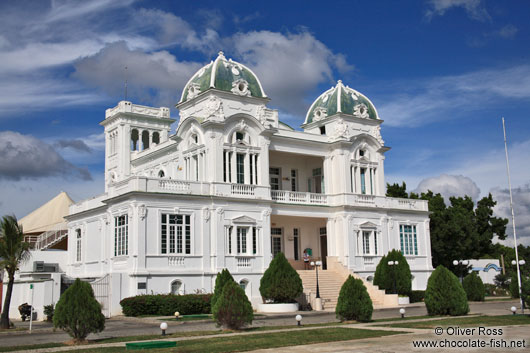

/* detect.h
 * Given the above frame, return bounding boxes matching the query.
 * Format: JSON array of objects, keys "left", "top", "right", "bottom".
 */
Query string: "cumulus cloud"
[
  {"left": 232, "top": 30, "right": 353, "bottom": 118},
  {"left": 0, "top": 131, "right": 92, "bottom": 181},
  {"left": 54, "top": 139, "right": 92, "bottom": 153},
  {"left": 378, "top": 65, "right": 530, "bottom": 127},
  {"left": 491, "top": 183, "right": 530, "bottom": 246},
  {"left": 73, "top": 42, "right": 202, "bottom": 108},
  {"left": 425, "top": 0, "right": 490, "bottom": 21},
  {"left": 415, "top": 174, "right": 481, "bottom": 201}
]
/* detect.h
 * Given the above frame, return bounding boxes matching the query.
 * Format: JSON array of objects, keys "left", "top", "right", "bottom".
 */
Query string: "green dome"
[
  {"left": 179, "top": 51, "right": 267, "bottom": 103},
  {"left": 304, "top": 80, "right": 379, "bottom": 124}
]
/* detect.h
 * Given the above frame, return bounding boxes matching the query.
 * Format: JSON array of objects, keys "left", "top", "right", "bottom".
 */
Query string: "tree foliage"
[
  {"left": 53, "top": 278, "right": 105, "bottom": 343},
  {"left": 462, "top": 272, "right": 485, "bottom": 301},
  {"left": 373, "top": 250, "right": 411, "bottom": 296},
  {"left": 211, "top": 269, "right": 235, "bottom": 310},
  {"left": 386, "top": 182, "right": 409, "bottom": 198},
  {"left": 259, "top": 252, "right": 303, "bottom": 303},
  {"left": 425, "top": 266, "right": 469, "bottom": 316},
  {"left": 335, "top": 275, "right": 373, "bottom": 322},
  {"left": 212, "top": 280, "right": 253, "bottom": 330},
  {"left": 0, "top": 215, "right": 31, "bottom": 329}
]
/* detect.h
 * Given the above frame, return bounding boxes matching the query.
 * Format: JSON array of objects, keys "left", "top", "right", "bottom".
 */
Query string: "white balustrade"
[
  {"left": 158, "top": 180, "right": 191, "bottom": 192},
  {"left": 168, "top": 256, "right": 185, "bottom": 267},
  {"left": 231, "top": 184, "right": 255, "bottom": 196},
  {"left": 363, "top": 256, "right": 375, "bottom": 265},
  {"left": 236, "top": 257, "right": 251, "bottom": 268},
  {"left": 271, "top": 190, "right": 328, "bottom": 205}
]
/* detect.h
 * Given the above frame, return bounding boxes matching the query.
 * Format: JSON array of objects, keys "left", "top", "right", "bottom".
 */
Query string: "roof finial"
[
  {"left": 337, "top": 79, "right": 343, "bottom": 85},
  {"left": 218, "top": 50, "right": 225, "bottom": 58}
]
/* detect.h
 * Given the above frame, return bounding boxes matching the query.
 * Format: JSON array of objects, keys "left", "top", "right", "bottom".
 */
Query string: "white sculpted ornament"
[
  {"left": 206, "top": 96, "right": 224, "bottom": 121},
  {"left": 333, "top": 118, "right": 349, "bottom": 139},
  {"left": 353, "top": 103, "right": 370, "bottom": 119}
]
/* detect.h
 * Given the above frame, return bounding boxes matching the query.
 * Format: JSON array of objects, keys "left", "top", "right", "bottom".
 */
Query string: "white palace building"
[{"left": 6, "top": 52, "right": 434, "bottom": 317}]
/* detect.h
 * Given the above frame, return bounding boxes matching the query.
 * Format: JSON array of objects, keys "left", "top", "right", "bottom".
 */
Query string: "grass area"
[
  {"left": 162, "top": 314, "right": 266, "bottom": 322},
  {"left": 379, "top": 315, "right": 530, "bottom": 329},
  {"left": 51, "top": 327, "right": 404, "bottom": 353},
  {"left": 0, "top": 342, "right": 64, "bottom": 352}
]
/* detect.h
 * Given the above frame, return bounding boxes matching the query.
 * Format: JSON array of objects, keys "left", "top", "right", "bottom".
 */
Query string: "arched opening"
[
  {"left": 131, "top": 129, "right": 139, "bottom": 151},
  {"left": 142, "top": 130, "right": 150, "bottom": 150},
  {"left": 158, "top": 170, "right": 165, "bottom": 178},
  {"left": 239, "top": 279, "right": 248, "bottom": 291},
  {"left": 152, "top": 132, "right": 160, "bottom": 145},
  {"left": 171, "top": 280, "right": 182, "bottom": 295}
]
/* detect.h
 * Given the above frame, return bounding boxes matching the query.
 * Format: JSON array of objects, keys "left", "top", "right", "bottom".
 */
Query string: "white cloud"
[
  {"left": 414, "top": 174, "right": 481, "bottom": 201},
  {"left": 232, "top": 30, "right": 353, "bottom": 117},
  {"left": 378, "top": 65, "right": 530, "bottom": 127},
  {"left": 0, "top": 131, "right": 92, "bottom": 181},
  {"left": 425, "top": 0, "right": 490, "bottom": 21}
]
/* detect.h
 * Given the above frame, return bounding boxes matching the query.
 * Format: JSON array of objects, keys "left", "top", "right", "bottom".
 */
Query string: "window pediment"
[
  {"left": 232, "top": 215, "right": 256, "bottom": 224},
  {"left": 359, "top": 221, "right": 378, "bottom": 229}
]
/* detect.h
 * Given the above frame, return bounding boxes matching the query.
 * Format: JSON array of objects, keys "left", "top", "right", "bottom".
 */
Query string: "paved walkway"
[{"left": 3, "top": 299, "right": 525, "bottom": 352}]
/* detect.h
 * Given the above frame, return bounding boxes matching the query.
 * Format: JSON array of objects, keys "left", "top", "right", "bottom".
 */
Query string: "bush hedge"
[
  {"left": 120, "top": 294, "right": 212, "bottom": 317},
  {"left": 335, "top": 275, "right": 373, "bottom": 322},
  {"left": 424, "top": 265, "right": 469, "bottom": 316},
  {"left": 462, "top": 271, "right": 485, "bottom": 301},
  {"left": 260, "top": 252, "right": 303, "bottom": 303},
  {"left": 373, "top": 250, "right": 412, "bottom": 296},
  {"left": 212, "top": 280, "right": 253, "bottom": 330},
  {"left": 409, "top": 290, "right": 425, "bottom": 303}
]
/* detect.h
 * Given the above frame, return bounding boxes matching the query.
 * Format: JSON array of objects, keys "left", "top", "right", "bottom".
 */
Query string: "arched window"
[
  {"left": 76, "top": 229, "right": 82, "bottom": 262},
  {"left": 142, "top": 130, "right": 150, "bottom": 150},
  {"left": 171, "top": 280, "right": 182, "bottom": 295},
  {"left": 158, "top": 170, "right": 165, "bottom": 178},
  {"left": 152, "top": 132, "right": 160, "bottom": 145},
  {"left": 131, "top": 129, "right": 139, "bottom": 151},
  {"left": 239, "top": 279, "right": 248, "bottom": 291}
]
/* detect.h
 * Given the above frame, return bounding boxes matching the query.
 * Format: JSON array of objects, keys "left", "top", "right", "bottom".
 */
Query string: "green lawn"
[
  {"left": 379, "top": 315, "right": 530, "bottom": 329},
  {"left": 51, "top": 327, "right": 404, "bottom": 353}
]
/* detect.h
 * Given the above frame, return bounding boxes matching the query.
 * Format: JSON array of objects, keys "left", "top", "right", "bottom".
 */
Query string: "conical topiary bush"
[
  {"left": 373, "top": 254, "right": 387, "bottom": 288},
  {"left": 211, "top": 268, "right": 235, "bottom": 311},
  {"left": 462, "top": 271, "right": 485, "bottom": 301},
  {"left": 259, "top": 252, "right": 302, "bottom": 303},
  {"left": 53, "top": 278, "right": 105, "bottom": 343},
  {"left": 335, "top": 275, "right": 373, "bottom": 322},
  {"left": 425, "top": 265, "right": 469, "bottom": 316},
  {"left": 212, "top": 280, "right": 254, "bottom": 330}
]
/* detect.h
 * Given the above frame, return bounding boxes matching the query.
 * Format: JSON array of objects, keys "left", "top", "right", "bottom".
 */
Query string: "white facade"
[{"left": 66, "top": 52, "right": 433, "bottom": 315}]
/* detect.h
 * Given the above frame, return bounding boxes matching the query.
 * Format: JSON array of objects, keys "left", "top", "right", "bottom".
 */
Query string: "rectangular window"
[
  {"left": 114, "top": 215, "right": 128, "bottom": 256},
  {"left": 76, "top": 229, "right": 82, "bottom": 262},
  {"left": 293, "top": 228, "right": 299, "bottom": 260},
  {"left": 269, "top": 167, "right": 280, "bottom": 190},
  {"left": 228, "top": 152, "right": 232, "bottom": 183},
  {"left": 399, "top": 224, "right": 418, "bottom": 255},
  {"left": 237, "top": 153, "right": 245, "bottom": 184},
  {"left": 223, "top": 152, "right": 227, "bottom": 182},
  {"left": 252, "top": 227, "right": 257, "bottom": 254},
  {"left": 193, "top": 155, "right": 199, "bottom": 181},
  {"left": 228, "top": 226, "right": 233, "bottom": 254},
  {"left": 237, "top": 227, "right": 247, "bottom": 254},
  {"left": 291, "top": 169, "right": 298, "bottom": 191},
  {"left": 362, "top": 231, "right": 371, "bottom": 255},
  {"left": 370, "top": 169, "right": 373, "bottom": 195},
  {"left": 360, "top": 168, "right": 366, "bottom": 194},
  {"left": 374, "top": 231, "right": 378, "bottom": 255},
  {"left": 271, "top": 227, "right": 282, "bottom": 258},
  {"left": 161, "top": 214, "right": 191, "bottom": 255},
  {"left": 249, "top": 154, "right": 254, "bottom": 185},
  {"left": 254, "top": 155, "right": 258, "bottom": 184}
]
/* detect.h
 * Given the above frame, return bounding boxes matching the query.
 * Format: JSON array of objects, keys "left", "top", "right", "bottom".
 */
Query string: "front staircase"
[{"left": 297, "top": 258, "right": 398, "bottom": 311}]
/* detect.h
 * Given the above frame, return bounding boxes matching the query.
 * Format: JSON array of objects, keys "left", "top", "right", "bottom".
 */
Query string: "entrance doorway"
[
  {"left": 319, "top": 227, "right": 327, "bottom": 270},
  {"left": 271, "top": 227, "right": 283, "bottom": 258}
]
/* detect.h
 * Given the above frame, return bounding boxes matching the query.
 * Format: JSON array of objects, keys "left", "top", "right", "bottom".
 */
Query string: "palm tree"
[{"left": 0, "top": 215, "right": 31, "bottom": 329}]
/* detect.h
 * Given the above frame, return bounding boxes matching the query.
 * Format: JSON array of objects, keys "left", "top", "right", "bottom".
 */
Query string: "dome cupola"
[
  {"left": 304, "top": 80, "right": 379, "bottom": 125},
  {"left": 179, "top": 51, "right": 267, "bottom": 103}
]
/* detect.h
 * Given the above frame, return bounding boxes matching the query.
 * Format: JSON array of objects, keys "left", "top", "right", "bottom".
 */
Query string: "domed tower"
[{"left": 304, "top": 81, "right": 388, "bottom": 195}]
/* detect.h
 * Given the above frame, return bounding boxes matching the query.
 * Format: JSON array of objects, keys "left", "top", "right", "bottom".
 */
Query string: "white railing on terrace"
[
  {"left": 231, "top": 183, "right": 255, "bottom": 196},
  {"left": 35, "top": 222, "right": 68, "bottom": 250},
  {"left": 236, "top": 257, "right": 251, "bottom": 268},
  {"left": 158, "top": 180, "right": 191, "bottom": 193},
  {"left": 271, "top": 190, "right": 328, "bottom": 205}
]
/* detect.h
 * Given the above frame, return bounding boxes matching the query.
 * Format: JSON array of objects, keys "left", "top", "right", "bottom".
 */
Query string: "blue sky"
[{"left": 1, "top": 0, "right": 529, "bottom": 245}]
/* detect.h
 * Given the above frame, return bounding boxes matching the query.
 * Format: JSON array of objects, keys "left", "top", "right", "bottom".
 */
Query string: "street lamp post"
[
  {"left": 310, "top": 261, "right": 323, "bottom": 311},
  {"left": 511, "top": 259, "right": 526, "bottom": 313},
  {"left": 452, "top": 259, "right": 469, "bottom": 283},
  {"left": 388, "top": 260, "right": 399, "bottom": 294}
]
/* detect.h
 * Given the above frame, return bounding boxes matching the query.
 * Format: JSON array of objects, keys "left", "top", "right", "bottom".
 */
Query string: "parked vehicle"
[{"left": 18, "top": 303, "right": 32, "bottom": 321}]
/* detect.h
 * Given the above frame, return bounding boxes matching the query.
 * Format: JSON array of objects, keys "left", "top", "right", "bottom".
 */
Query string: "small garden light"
[
  {"left": 295, "top": 314, "right": 302, "bottom": 326},
  {"left": 511, "top": 306, "right": 517, "bottom": 315},
  {"left": 174, "top": 311, "right": 180, "bottom": 320},
  {"left": 160, "top": 322, "right": 168, "bottom": 336},
  {"left": 399, "top": 308, "right": 405, "bottom": 319}
]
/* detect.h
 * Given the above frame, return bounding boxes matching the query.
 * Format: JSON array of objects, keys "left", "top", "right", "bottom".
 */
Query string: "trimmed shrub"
[
  {"left": 373, "top": 255, "right": 387, "bottom": 288},
  {"left": 509, "top": 273, "right": 530, "bottom": 300},
  {"left": 53, "top": 279, "right": 105, "bottom": 343},
  {"left": 425, "top": 266, "right": 469, "bottom": 316},
  {"left": 120, "top": 294, "right": 212, "bottom": 317},
  {"left": 44, "top": 304, "right": 54, "bottom": 322},
  {"left": 494, "top": 273, "right": 510, "bottom": 290},
  {"left": 462, "top": 272, "right": 485, "bottom": 301},
  {"left": 410, "top": 290, "right": 425, "bottom": 303},
  {"left": 260, "top": 252, "right": 302, "bottom": 303},
  {"left": 335, "top": 275, "right": 373, "bottom": 322},
  {"left": 212, "top": 280, "right": 253, "bottom": 330},
  {"left": 377, "top": 250, "right": 412, "bottom": 296},
  {"left": 211, "top": 269, "right": 235, "bottom": 310}
]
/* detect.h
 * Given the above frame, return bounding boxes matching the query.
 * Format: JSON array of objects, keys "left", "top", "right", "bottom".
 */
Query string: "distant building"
[{"left": 469, "top": 259, "right": 502, "bottom": 284}]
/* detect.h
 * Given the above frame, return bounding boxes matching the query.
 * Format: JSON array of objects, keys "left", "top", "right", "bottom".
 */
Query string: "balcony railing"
[{"left": 271, "top": 190, "right": 328, "bottom": 205}]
